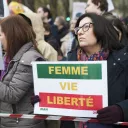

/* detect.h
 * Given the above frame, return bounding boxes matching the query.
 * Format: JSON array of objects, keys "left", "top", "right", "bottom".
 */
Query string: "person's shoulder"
[
  {"left": 20, "top": 49, "right": 45, "bottom": 66},
  {"left": 111, "top": 46, "right": 128, "bottom": 67},
  {"left": 67, "top": 48, "right": 78, "bottom": 61}
]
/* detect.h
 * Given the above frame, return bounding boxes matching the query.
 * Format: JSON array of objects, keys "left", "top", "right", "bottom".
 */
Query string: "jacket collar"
[
  {"left": 12, "top": 42, "right": 33, "bottom": 61},
  {"left": 68, "top": 46, "right": 128, "bottom": 68},
  {"left": 67, "top": 48, "right": 77, "bottom": 61},
  {"left": 112, "top": 46, "right": 128, "bottom": 68}
]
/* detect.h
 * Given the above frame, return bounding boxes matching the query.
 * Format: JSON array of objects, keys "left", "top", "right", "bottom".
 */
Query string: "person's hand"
[
  {"left": 97, "top": 105, "right": 124, "bottom": 124},
  {"left": 30, "top": 95, "right": 40, "bottom": 106}
]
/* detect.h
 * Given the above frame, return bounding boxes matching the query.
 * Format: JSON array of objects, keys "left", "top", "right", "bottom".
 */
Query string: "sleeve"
[
  {"left": 37, "top": 41, "right": 57, "bottom": 61},
  {"left": 0, "top": 62, "right": 33, "bottom": 104},
  {"left": 116, "top": 67, "right": 128, "bottom": 121},
  {"left": 117, "top": 99, "right": 128, "bottom": 121}
]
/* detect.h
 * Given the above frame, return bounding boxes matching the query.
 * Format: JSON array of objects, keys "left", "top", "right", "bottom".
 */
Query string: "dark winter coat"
[
  {"left": 0, "top": 42, "right": 46, "bottom": 128},
  {"left": 61, "top": 46, "right": 128, "bottom": 128}
]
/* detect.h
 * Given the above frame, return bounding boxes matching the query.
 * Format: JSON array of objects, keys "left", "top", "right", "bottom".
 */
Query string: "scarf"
[
  {"left": 77, "top": 48, "right": 109, "bottom": 128},
  {"left": 77, "top": 48, "right": 109, "bottom": 61}
]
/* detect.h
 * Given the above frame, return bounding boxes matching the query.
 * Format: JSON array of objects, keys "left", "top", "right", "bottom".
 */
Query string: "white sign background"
[{"left": 32, "top": 61, "right": 108, "bottom": 118}]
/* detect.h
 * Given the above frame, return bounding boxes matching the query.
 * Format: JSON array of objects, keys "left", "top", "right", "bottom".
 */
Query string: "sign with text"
[
  {"left": 72, "top": 2, "right": 86, "bottom": 19},
  {"left": 32, "top": 61, "right": 108, "bottom": 118},
  {"left": 0, "top": 0, "right": 9, "bottom": 18}
]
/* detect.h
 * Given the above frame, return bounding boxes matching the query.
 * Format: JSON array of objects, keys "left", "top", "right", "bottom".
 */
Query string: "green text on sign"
[{"left": 37, "top": 64, "right": 102, "bottom": 79}]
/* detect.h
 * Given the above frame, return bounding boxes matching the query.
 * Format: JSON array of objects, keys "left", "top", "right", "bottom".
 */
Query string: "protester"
[
  {"left": 0, "top": 15, "right": 45, "bottom": 128},
  {"left": 85, "top": 0, "right": 108, "bottom": 15},
  {"left": 104, "top": 14, "right": 128, "bottom": 45},
  {"left": 19, "top": 12, "right": 57, "bottom": 61},
  {"left": 54, "top": 16, "right": 74, "bottom": 57},
  {"left": 61, "top": 13, "right": 128, "bottom": 128},
  {"left": 43, "top": 22, "right": 60, "bottom": 51},
  {"left": 85, "top": 0, "right": 128, "bottom": 46},
  {"left": 37, "top": 7, "right": 58, "bottom": 38}
]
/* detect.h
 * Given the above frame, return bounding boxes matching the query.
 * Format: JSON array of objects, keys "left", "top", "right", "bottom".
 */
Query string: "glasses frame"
[{"left": 74, "top": 22, "right": 93, "bottom": 35}]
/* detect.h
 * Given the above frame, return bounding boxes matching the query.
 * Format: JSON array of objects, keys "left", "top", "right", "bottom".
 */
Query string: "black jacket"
[
  {"left": 58, "top": 26, "right": 69, "bottom": 47},
  {"left": 61, "top": 47, "right": 128, "bottom": 128},
  {"left": 44, "top": 34, "right": 60, "bottom": 52},
  {"left": 48, "top": 19, "right": 58, "bottom": 38}
]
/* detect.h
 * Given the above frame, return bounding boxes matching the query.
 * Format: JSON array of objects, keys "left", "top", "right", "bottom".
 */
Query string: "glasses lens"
[{"left": 83, "top": 24, "right": 90, "bottom": 32}]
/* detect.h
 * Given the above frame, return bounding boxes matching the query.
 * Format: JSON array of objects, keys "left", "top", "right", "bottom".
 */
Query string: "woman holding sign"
[
  {"left": 61, "top": 13, "right": 128, "bottom": 128},
  {"left": 0, "top": 15, "right": 45, "bottom": 128}
]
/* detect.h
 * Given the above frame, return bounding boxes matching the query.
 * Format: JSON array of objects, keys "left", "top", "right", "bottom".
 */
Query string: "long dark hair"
[
  {"left": 92, "top": 0, "right": 108, "bottom": 12},
  {"left": 103, "top": 13, "right": 128, "bottom": 46},
  {"left": 42, "top": 7, "right": 52, "bottom": 19},
  {"left": 75, "top": 13, "right": 124, "bottom": 51},
  {"left": 0, "top": 15, "right": 36, "bottom": 60}
]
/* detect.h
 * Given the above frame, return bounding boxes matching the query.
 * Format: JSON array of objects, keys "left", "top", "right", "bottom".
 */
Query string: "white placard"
[
  {"left": 72, "top": 2, "right": 86, "bottom": 19},
  {"left": 32, "top": 61, "right": 108, "bottom": 118},
  {"left": 107, "top": 0, "right": 114, "bottom": 12}
]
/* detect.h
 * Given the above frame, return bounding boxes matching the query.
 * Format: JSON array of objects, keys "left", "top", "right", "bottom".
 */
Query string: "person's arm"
[
  {"left": 0, "top": 61, "right": 33, "bottom": 104},
  {"left": 117, "top": 69, "right": 128, "bottom": 122},
  {"left": 97, "top": 67, "right": 128, "bottom": 123},
  {"left": 117, "top": 99, "right": 128, "bottom": 121}
]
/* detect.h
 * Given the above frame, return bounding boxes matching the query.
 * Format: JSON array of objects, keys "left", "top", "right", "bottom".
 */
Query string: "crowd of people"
[{"left": 0, "top": 0, "right": 128, "bottom": 128}]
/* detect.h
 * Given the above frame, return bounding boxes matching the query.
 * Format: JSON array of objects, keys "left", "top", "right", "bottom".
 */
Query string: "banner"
[{"left": 32, "top": 61, "right": 108, "bottom": 118}]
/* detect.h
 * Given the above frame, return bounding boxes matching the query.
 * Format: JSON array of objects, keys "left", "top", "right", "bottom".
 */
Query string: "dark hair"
[
  {"left": 0, "top": 15, "right": 36, "bottom": 60},
  {"left": 42, "top": 7, "right": 52, "bottom": 19},
  {"left": 19, "top": 13, "right": 32, "bottom": 26},
  {"left": 92, "top": 0, "right": 108, "bottom": 12},
  {"left": 104, "top": 14, "right": 128, "bottom": 45},
  {"left": 43, "top": 22, "right": 51, "bottom": 33},
  {"left": 111, "top": 19, "right": 128, "bottom": 46},
  {"left": 56, "top": 16, "right": 66, "bottom": 26},
  {"left": 75, "top": 13, "right": 124, "bottom": 51}
]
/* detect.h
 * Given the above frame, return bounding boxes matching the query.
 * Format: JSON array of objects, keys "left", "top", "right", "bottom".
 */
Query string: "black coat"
[
  {"left": 44, "top": 34, "right": 60, "bottom": 52},
  {"left": 61, "top": 47, "right": 128, "bottom": 128},
  {"left": 48, "top": 19, "right": 58, "bottom": 38},
  {"left": 58, "top": 26, "right": 69, "bottom": 47}
]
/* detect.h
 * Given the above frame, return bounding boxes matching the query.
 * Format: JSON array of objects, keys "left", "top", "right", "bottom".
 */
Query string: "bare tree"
[
  {"left": 61, "top": 0, "right": 70, "bottom": 17},
  {"left": 22, "top": 0, "right": 35, "bottom": 11},
  {"left": 49, "top": 0, "right": 58, "bottom": 18}
]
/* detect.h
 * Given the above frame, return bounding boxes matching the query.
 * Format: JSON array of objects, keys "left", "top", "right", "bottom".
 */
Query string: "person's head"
[
  {"left": 8, "top": 1, "right": 24, "bottom": 15},
  {"left": 74, "top": 13, "right": 123, "bottom": 54},
  {"left": 54, "top": 16, "right": 66, "bottom": 30},
  {"left": 85, "top": 0, "right": 108, "bottom": 15},
  {"left": 37, "top": 7, "right": 52, "bottom": 19},
  {"left": 104, "top": 14, "right": 128, "bottom": 45},
  {"left": 0, "top": 15, "right": 36, "bottom": 60},
  {"left": 43, "top": 22, "right": 51, "bottom": 36}
]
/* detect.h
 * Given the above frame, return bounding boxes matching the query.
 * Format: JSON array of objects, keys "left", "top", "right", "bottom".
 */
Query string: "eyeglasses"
[{"left": 74, "top": 22, "right": 93, "bottom": 35}]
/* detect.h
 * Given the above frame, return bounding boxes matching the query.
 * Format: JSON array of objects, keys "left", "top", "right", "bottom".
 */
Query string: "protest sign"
[
  {"left": 72, "top": 2, "right": 86, "bottom": 19},
  {"left": 0, "top": 0, "right": 9, "bottom": 18},
  {"left": 32, "top": 61, "right": 108, "bottom": 118},
  {"left": 107, "top": 0, "right": 114, "bottom": 12}
]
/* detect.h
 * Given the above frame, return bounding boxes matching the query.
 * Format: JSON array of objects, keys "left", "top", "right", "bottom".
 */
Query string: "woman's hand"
[
  {"left": 97, "top": 105, "right": 124, "bottom": 124},
  {"left": 30, "top": 95, "right": 40, "bottom": 106}
]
